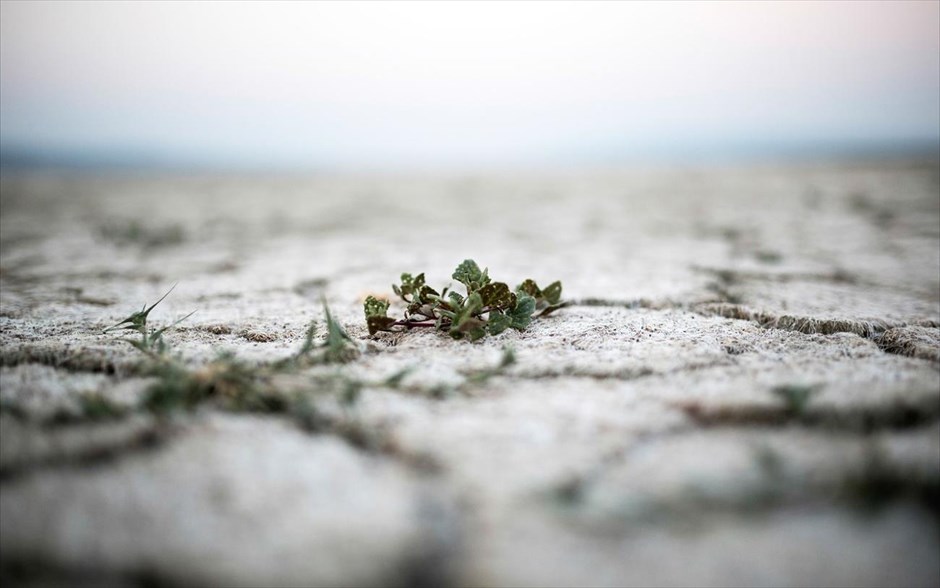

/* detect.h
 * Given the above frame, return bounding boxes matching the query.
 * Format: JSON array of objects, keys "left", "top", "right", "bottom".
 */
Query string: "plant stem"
[{"left": 393, "top": 319, "right": 438, "bottom": 329}]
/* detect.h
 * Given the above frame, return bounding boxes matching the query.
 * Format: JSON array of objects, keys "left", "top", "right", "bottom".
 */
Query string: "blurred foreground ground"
[{"left": 1, "top": 160, "right": 938, "bottom": 587}]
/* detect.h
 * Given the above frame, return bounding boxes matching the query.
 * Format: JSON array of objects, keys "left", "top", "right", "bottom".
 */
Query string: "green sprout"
[
  {"left": 143, "top": 351, "right": 279, "bottom": 414},
  {"left": 364, "top": 259, "right": 567, "bottom": 341},
  {"left": 104, "top": 284, "right": 194, "bottom": 354},
  {"left": 770, "top": 383, "right": 822, "bottom": 417},
  {"left": 133, "top": 298, "right": 358, "bottom": 414},
  {"left": 323, "top": 303, "right": 356, "bottom": 363},
  {"left": 282, "top": 301, "right": 358, "bottom": 367},
  {"left": 466, "top": 347, "right": 516, "bottom": 384}
]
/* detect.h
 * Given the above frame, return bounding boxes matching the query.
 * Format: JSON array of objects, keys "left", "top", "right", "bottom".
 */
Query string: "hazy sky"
[{"left": 1, "top": 1, "right": 938, "bottom": 169}]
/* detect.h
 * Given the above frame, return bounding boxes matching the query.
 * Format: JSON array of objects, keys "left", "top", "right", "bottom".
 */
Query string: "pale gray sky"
[{"left": 1, "top": 1, "right": 938, "bottom": 169}]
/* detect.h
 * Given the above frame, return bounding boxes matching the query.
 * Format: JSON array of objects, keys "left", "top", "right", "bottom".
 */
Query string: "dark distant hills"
[
  {"left": 1, "top": 138, "right": 937, "bottom": 173},
  {"left": 0, "top": 143, "right": 237, "bottom": 172}
]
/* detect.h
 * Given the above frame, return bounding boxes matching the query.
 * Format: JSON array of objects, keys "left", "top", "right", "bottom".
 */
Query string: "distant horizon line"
[{"left": 1, "top": 137, "right": 937, "bottom": 173}]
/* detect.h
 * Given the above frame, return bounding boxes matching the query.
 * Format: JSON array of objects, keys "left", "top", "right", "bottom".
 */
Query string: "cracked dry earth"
[{"left": 1, "top": 161, "right": 939, "bottom": 587}]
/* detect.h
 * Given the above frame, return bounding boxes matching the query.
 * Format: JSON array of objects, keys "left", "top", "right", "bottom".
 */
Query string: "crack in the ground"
[
  {"left": 0, "top": 410, "right": 460, "bottom": 586},
  {"left": 878, "top": 326, "right": 940, "bottom": 362},
  {"left": 569, "top": 297, "right": 675, "bottom": 310},
  {"left": 509, "top": 357, "right": 736, "bottom": 382},
  {"left": 692, "top": 265, "right": 865, "bottom": 287},
  {"left": 695, "top": 302, "right": 940, "bottom": 361},
  {"left": 543, "top": 424, "right": 940, "bottom": 533},
  {"left": 300, "top": 413, "right": 443, "bottom": 474},
  {"left": 0, "top": 344, "right": 144, "bottom": 375},
  {"left": 675, "top": 396, "right": 940, "bottom": 432},
  {"left": 0, "top": 406, "right": 443, "bottom": 483},
  {"left": 567, "top": 295, "right": 940, "bottom": 363},
  {"left": 0, "top": 418, "right": 170, "bottom": 482},
  {"left": 0, "top": 557, "right": 181, "bottom": 588}
]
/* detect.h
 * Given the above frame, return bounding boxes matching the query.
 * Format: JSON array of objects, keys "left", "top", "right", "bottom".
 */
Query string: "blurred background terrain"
[{"left": 2, "top": 1, "right": 938, "bottom": 170}]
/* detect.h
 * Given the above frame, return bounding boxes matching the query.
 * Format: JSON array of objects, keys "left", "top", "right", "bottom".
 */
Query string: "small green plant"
[
  {"left": 78, "top": 393, "right": 127, "bottom": 421},
  {"left": 754, "top": 250, "right": 783, "bottom": 264},
  {"left": 99, "top": 220, "right": 185, "bottom": 249},
  {"left": 364, "top": 259, "right": 566, "bottom": 340},
  {"left": 770, "top": 383, "right": 821, "bottom": 417},
  {"left": 102, "top": 290, "right": 359, "bottom": 414},
  {"left": 144, "top": 352, "right": 284, "bottom": 414},
  {"left": 465, "top": 346, "right": 516, "bottom": 384},
  {"left": 104, "top": 284, "right": 194, "bottom": 354},
  {"left": 322, "top": 304, "right": 357, "bottom": 363},
  {"left": 276, "top": 301, "right": 358, "bottom": 369}
]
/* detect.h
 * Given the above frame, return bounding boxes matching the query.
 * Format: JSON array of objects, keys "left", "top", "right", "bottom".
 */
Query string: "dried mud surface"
[{"left": 1, "top": 161, "right": 939, "bottom": 587}]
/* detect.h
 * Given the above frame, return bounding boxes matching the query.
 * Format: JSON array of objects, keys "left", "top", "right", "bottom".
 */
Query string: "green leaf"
[
  {"left": 383, "top": 367, "right": 414, "bottom": 388},
  {"left": 367, "top": 316, "right": 397, "bottom": 335},
  {"left": 487, "top": 312, "right": 511, "bottom": 335},
  {"left": 498, "top": 346, "right": 516, "bottom": 368},
  {"left": 467, "top": 326, "right": 487, "bottom": 341},
  {"left": 397, "top": 272, "right": 425, "bottom": 298},
  {"left": 541, "top": 281, "right": 563, "bottom": 305},
  {"left": 448, "top": 291, "right": 465, "bottom": 307},
  {"left": 364, "top": 295, "right": 390, "bottom": 318},
  {"left": 771, "top": 384, "right": 820, "bottom": 416},
  {"left": 537, "top": 301, "right": 570, "bottom": 317},
  {"left": 509, "top": 295, "right": 536, "bottom": 330},
  {"left": 449, "top": 292, "right": 483, "bottom": 338},
  {"left": 297, "top": 321, "right": 318, "bottom": 356},
  {"left": 464, "top": 291, "right": 483, "bottom": 315},
  {"left": 451, "top": 316, "right": 485, "bottom": 339},
  {"left": 479, "top": 281, "right": 513, "bottom": 308},
  {"left": 516, "top": 279, "right": 541, "bottom": 299},
  {"left": 452, "top": 259, "right": 490, "bottom": 291},
  {"left": 149, "top": 310, "right": 196, "bottom": 343},
  {"left": 452, "top": 259, "right": 482, "bottom": 285},
  {"left": 324, "top": 303, "right": 352, "bottom": 343},
  {"left": 104, "top": 283, "right": 177, "bottom": 335},
  {"left": 416, "top": 284, "right": 440, "bottom": 304},
  {"left": 408, "top": 285, "right": 440, "bottom": 316}
]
